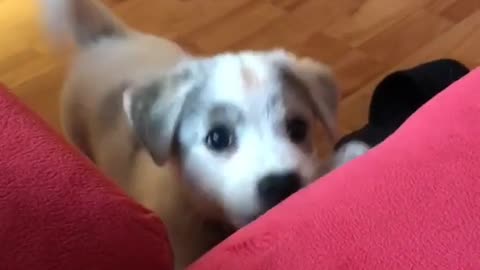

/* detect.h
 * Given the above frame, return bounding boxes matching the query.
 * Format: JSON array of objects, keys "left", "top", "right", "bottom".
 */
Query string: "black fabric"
[{"left": 335, "top": 59, "right": 470, "bottom": 150}]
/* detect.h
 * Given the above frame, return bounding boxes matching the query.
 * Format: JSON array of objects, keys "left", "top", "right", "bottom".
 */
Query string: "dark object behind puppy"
[{"left": 334, "top": 59, "right": 470, "bottom": 167}]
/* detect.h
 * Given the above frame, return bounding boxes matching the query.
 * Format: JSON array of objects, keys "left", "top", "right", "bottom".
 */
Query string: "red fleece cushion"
[
  {"left": 0, "top": 88, "right": 173, "bottom": 270},
  {"left": 190, "top": 68, "right": 480, "bottom": 270}
]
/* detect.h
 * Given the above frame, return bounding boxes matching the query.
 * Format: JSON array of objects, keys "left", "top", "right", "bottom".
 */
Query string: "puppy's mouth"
[
  {"left": 229, "top": 173, "right": 308, "bottom": 229},
  {"left": 239, "top": 203, "right": 289, "bottom": 226},
  {"left": 234, "top": 206, "right": 281, "bottom": 228},
  {"left": 246, "top": 213, "right": 263, "bottom": 224},
  {"left": 232, "top": 214, "right": 262, "bottom": 229}
]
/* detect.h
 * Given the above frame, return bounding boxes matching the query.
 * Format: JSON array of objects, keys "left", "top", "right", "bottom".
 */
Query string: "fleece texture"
[
  {"left": 189, "top": 68, "right": 480, "bottom": 269},
  {"left": 0, "top": 88, "right": 173, "bottom": 270}
]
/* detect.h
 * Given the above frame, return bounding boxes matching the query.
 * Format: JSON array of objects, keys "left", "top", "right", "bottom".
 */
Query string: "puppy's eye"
[
  {"left": 286, "top": 117, "right": 308, "bottom": 144},
  {"left": 205, "top": 125, "right": 235, "bottom": 152}
]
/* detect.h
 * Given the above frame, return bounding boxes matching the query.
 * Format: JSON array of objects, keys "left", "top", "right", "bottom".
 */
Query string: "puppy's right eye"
[
  {"left": 286, "top": 117, "right": 308, "bottom": 144},
  {"left": 205, "top": 125, "right": 235, "bottom": 152}
]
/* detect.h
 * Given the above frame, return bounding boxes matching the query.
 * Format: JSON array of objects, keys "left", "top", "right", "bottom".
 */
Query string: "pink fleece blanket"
[
  {"left": 189, "top": 68, "right": 480, "bottom": 269},
  {"left": 0, "top": 88, "right": 173, "bottom": 269}
]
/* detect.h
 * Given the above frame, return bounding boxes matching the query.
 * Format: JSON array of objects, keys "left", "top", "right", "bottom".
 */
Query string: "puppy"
[{"left": 40, "top": 0, "right": 340, "bottom": 268}]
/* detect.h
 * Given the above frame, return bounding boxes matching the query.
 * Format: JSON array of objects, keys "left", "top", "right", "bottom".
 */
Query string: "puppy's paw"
[{"left": 333, "top": 141, "right": 370, "bottom": 168}]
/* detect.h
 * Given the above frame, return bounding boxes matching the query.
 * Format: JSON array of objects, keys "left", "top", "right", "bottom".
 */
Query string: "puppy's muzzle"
[{"left": 257, "top": 171, "right": 301, "bottom": 209}]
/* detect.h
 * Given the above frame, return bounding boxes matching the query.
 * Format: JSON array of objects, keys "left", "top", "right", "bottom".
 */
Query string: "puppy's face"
[{"left": 124, "top": 50, "right": 338, "bottom": 228}]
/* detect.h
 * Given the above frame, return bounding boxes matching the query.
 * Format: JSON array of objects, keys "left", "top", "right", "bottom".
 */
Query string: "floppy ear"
[
  {"left": 281, "top": 55, "right": 340, "bottom": 141},
  {"left": 123, "top": 64, "right": 200, "bottom": 165}
]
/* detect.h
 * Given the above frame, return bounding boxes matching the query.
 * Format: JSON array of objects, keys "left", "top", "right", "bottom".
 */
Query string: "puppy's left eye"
[
  {"left": 286, "top": 117, "right": 309, "bottom": 144},
  {"left": 205, "top": 125, "right": 235, "bottom": 152}
]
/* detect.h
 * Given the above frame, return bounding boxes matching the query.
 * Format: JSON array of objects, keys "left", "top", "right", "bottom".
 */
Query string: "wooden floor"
[{"left": 1, "top": 0, "right": 480, "bottom": 135}]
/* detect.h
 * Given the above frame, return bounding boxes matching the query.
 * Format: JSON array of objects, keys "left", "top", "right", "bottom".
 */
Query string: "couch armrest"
[
  {"left": 190, "top": 68, "right": 480, "bottom": 270},
  {"left": 0, "top": 87, "right": 173, "bottom": 270}
]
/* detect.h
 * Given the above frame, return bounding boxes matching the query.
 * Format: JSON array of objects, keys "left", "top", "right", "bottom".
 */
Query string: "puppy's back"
[{"left": 38, "top": 0, "right": 186, "bottom": 176}]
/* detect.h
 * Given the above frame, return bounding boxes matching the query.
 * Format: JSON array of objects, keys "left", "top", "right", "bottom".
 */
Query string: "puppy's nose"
[{"left": 257, "top": 172, "right": 301, "bottom": 208}]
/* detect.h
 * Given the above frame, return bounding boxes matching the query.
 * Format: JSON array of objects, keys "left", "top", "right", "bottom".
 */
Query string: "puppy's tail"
[{"left": 39, "top": 0, "right": 129, "bottom": 51}]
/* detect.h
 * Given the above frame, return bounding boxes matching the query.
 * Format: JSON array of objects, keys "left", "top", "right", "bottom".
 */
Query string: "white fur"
[{"left": 333, "top": 141, "right": 371, "bottom": 168}]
